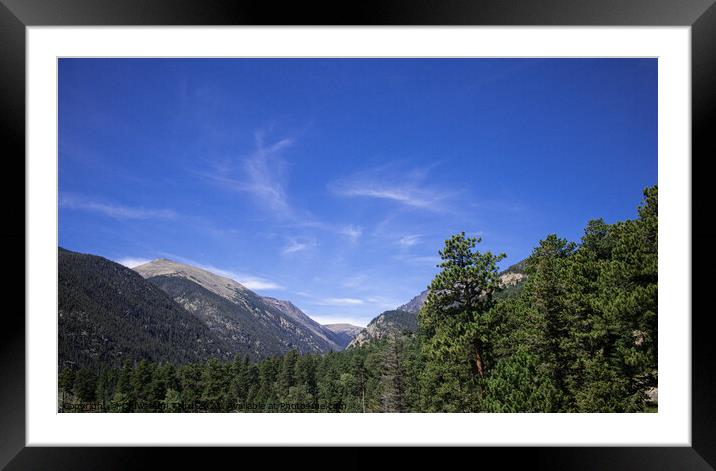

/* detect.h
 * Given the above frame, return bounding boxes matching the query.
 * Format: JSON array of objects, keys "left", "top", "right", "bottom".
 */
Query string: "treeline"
[
  {"left": 59, "top": 342, "right": 420, "bottom": 412},
  {"left": 59, "top": 186, "right": 657, "bottom": 413}
]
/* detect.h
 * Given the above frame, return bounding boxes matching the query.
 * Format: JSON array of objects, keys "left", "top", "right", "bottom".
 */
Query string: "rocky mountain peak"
[{"left": 133, "top": 259, "right": 249, "bottom": 302}]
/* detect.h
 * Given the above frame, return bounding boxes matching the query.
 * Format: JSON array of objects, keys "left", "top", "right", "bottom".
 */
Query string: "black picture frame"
[{"left": 2, "top": 0, "right": 714, "bottom": 468}]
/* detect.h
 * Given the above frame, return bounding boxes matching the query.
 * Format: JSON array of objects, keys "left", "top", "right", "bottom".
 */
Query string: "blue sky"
[{"left": 58, "top": 58, "right": 657, "bottom": 326}]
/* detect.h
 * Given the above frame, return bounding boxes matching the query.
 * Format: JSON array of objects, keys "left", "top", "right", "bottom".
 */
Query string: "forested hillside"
[
  {"left": 59, "top": 186, "right": 657, "bottom": 413},
  {"left": 58, "top": 248, "right": 232, "bottom": 369}
]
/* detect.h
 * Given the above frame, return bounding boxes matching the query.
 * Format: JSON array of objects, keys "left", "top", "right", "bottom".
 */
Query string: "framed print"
[{"left": 2, "top": 0, "right": 715, "bottom": 468}]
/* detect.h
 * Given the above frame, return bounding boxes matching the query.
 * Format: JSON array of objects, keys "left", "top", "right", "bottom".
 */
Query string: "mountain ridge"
[{"left": 134, "top": 258, "right": 345, "bottom": 354}]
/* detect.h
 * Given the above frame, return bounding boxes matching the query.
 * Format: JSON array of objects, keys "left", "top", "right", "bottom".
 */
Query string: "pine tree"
[
  {"left": 483, "top": 348, "right": 560, "bottom": 412},
  {"left": 419, "top": 232, "right": 505, "bottom": 411},
  {"left": 257, "top": 357, "right": 279, "bottom": 410},
  {"left": 131, "top": 360, "right": 154, "bottom": 411},
  {"left": 277, "top": 350, "right": 299, "bottom": 398},
  {"left": 112, "top": 360, "right": 135, "bottom": 411},
  {"left": 349, "top": 352, "right": 368, "bottom": 413},
  {"left": 202, "top": 358, "right": 228, "bottom": 411},
  {"left": 162, "top": 388, "right": 182, "bottom": 413},
  {"left": 95, "top": 369, "right": 116, "bottom": 411},
  {"left": 295, "top": 353, "right": 318, "bottom": 400},
  {"left": 179, "top": 363, "right": 203, "bottom": 411},
  {"left": 380, "top": 334, "right": 406, "bottom": 412},
  {"left": 149, "top": 363, "right": 178, "bottom": 411},
  {"left": 522, "top": 234, "right": 576, "bottom": 409},
  {"left": 73, "top": 367, "right": 98, "bottom": 403},
  {"left": 237, "top": 356, "right": 256, "bottom": 405},
  {"left": 58, "top": 367, "right": 75, "bottom": 405},
  {"left": 573, "top": 186, "right": 658, "bottom": 411}
]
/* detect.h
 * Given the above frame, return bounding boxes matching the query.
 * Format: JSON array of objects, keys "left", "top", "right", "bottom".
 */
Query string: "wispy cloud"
[
  {"left": 366, "top": 296, "right": 403, "bottom": 310},
  {"left": 203, "top": 132, "right": 294, "bottom": 217},
  {"left": 340, "top": 224, "right": 363, "bottom": 242},
  {"left": 342, "top": 274, "right": 368, "bottom": 289},
  {"left": 60, "top": 194, "right": 177, "bottom": 220},
  {"left": 398, "top": 234, "right": 421, "bottom": 248},
  {"left": 199, "top": 265, "right": 284, "bottom": 291},
  {"left": 281, "top": 237, "right": 317, "bottom": 256},
  {"left": 231, "top": 275, "right": 284, "bottom": 291},
  {"left": 116, "top": 257, "right": 151, "bottom": 268},
  {"left": 204, "top": 131, "right": 293, "bottom": 218},
  {"left": 203, "top": 130, "right": 371, "bottom": 249},
  {"left": 314, "top": 297, "right": 365, "bottom": 306},
  {"left": 328, "top": 165, "right": 456, "bottom": 212}
]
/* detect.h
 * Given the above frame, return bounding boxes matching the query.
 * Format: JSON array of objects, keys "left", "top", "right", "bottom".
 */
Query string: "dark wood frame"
[{"left": 1, "top": 0, "right": 714, "bottom": 468}]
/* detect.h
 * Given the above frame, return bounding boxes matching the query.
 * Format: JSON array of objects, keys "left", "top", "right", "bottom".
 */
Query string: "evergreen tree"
[
  {"left": 112, "top": 360, "right": 135, "bottom": 411},
  {"left": 256, "top": 357, "right": 279, "bottom": 410},
  {"left": 349, "top": 352, "right": 369, "bottom": 413},
  {"left": 73, "top": 367, "right": 98, "bottom": 403},
  {"left": 522, "top": 234, "right": 576, "bottom": 409},
  {"left": 419, "top": 233, "right": 505, "bottom": 411},
  {"left": 573, "top": 186, "right": 658, "bottom": 411},
  {"left": 483, "top": 348, "right": 560, "bottom": 412},
  {"left": 379, "top": 334, "right": 406, "bottom": 412},
  {"left": 277, "top": 350, "right": 299, "bottom": 398},
  {"left": 110, "top": 391, "right": 132, "bottom": 413},
  {"left": 179, "top": 363, "right": 203, "bottom": 411},
  {"left": 238, "top": 357, "right": 258, "bottom": 405},
  {"left": 58, "top": 367, "right": 75, "bottom": 404},
  {"left": 95, "top": 369, "right": 116, "bottom": 411},
  {"left": 295, "top": 353, "right": 318, "bottom": 400},
  {"left": 131, "top": 360, "right": 154, "bottom": 411},
  {"left": 149, "top": 363, "right": 178, "bottom": 411},
  {"left": 202, "top": 358, "right": 228, "bottom": 411},
  {"left": 162, "top": 388, "right": 182, "bottom": 412}
]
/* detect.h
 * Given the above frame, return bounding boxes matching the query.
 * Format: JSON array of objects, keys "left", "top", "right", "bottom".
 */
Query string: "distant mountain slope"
[
  {"left": 58, "top": 248, "right": 230, "bottom": 369},
  {"left": 262, "top": 297, "right": 346, "bottom": 351},
  {"left": 146, "top": 275, "right": 329, "bottom": 358},
  {"left": 322, "top": 323, "right": 364, "bottom": 348},
  {"left": 348, "top": 262, "right": 529, "bottom": 348},
  {"left": 135, "top": 259, "right": 343, "bottom": 355},
  {"left": 347, "top": 310, "right": 417, "bottom": 348}
]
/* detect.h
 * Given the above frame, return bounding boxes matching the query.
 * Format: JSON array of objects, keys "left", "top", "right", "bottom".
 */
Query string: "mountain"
[
  {"left": 397, "top": 289, "right": 429, "bottom": 314},
  {"left": 262, "top": 297, "right": 347, "bottom": 351},
  {"left": 58, "top": 248, "right": 231, "bottom": 369},
  {"left": 134, "top": 259, "right": 344, "bottom": 356},
  {"left": 322, "top": 323, "right": 364, "bottom": 348},
  {"left": 346, "top": 310, "right": 417, "bottom": 348},
  {"left": 348, "top": 262, "right": 529, "bottom": 348}
]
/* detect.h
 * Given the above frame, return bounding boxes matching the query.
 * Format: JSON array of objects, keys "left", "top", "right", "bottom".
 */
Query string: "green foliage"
[
  {"left": 418, "top": 232, "right": 505, "bottom": 411},
  {"left": 58, "top": 367, "right": 75, "bottom": 397},
  {"left": 73, "top": 367, "right": 97, "bottom": 402},
  {"left": 482, "top": 348, "right": 560, "bottom": 412},
  {"left": 162, "top": 388, "right": 182, "bottom": 412}
]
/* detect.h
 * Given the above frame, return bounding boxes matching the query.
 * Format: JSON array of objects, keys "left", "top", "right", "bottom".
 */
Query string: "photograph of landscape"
[{"left": 58, "top": 58, "right": 657, "bottom": 413}]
